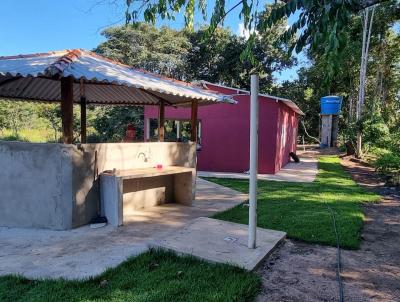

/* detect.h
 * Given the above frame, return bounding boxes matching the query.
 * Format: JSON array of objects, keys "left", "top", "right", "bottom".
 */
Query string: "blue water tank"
[{"left": 320, "top": 96, "right": 342, "bottom": 115}]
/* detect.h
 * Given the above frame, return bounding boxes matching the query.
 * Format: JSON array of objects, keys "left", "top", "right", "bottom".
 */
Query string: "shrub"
[
  {"left": 375, "top": 152, "right": 400, "bottom": 186},
  {"left": 0, "top": 134, "right": 29, "bottom": 142}
]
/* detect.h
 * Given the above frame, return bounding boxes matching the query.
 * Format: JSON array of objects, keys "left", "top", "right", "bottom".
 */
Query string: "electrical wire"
[{"left": 325, "top": 202, "right": 344, "bottom": 302}]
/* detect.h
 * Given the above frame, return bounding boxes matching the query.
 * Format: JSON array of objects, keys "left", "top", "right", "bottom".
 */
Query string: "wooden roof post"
[
  {"left": 191, "top": 100, "right": 198, "bottom": 142},
  {"left": 80, "top": 79, "right": 87, "bottom": 144},
  {"left": 158, "top": 100, "right": 165, "bottom": 142},
  {"left": 61, "top": 77, "right": 74, "bottom": 144}
]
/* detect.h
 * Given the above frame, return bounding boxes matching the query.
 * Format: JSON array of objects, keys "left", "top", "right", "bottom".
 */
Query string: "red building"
[{"left": 144, "top": 81, "right": 304, "bottom": 174}]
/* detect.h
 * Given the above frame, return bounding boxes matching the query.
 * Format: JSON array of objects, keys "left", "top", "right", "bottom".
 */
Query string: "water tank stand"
[{"left": 320, "top": 114, "right": 339, "bottom": 148}]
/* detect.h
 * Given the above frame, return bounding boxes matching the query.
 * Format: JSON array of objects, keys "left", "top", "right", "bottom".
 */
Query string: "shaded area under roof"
[{"left": 0, "top": 49, "right": 235, "bottom": 106}]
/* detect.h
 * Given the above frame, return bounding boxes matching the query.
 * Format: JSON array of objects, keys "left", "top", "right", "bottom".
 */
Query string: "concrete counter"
[{"left": 100, "top": 166, "right": 194, "bottom": 226}]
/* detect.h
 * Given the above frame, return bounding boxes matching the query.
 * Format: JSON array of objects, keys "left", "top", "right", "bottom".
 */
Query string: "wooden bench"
[{"left": 100, "top": 166, "right": 194, "bottom": 226}]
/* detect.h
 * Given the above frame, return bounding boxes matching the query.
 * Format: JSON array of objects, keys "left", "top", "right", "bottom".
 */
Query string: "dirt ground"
[{"left": 255, "top": 154, "right": 400, "bottom": 302}]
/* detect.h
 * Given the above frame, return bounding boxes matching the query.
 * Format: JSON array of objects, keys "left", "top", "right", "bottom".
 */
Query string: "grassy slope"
[
  {"left": 0, "top": 250, "right": 260, "bottom": 302},
  {"left": 210, "top": 156, "right": 380, "bottom": 249}
]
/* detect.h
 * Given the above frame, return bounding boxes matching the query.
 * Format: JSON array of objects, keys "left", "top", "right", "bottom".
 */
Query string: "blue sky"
[{"left": 0, "top": 0, "right": 303, "bottom": 82}]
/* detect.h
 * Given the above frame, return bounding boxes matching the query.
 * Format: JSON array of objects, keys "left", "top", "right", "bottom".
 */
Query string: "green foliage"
[
  {"left": 95, "top": 23, "right": 191, "bottom": 79},
  {"left": 93, "top": 106, "right": 144, "bottom": 142},
  {"left": 0, "top": 101, "right": 35, "bottom": 136},
  {"left": 0, "top": 249, "right": 261, "bottom": 302},
  {"left": 37, "top": 104, "right": 62, "bottom": 142},
  {"left": 274, "top": 2, "right": 399, "bottom": 145},
  {"left": 96, "top": 22, "right": 293, "bottom": 91},
  {"left": 375, "top": 152, "right": 400, "bottom": 173},
  {"left": 375, "top": 152, "right": 400, "bottom": 185},
  {"left": 209, "top": 156, "right": 380, "bottom": 249},
  {"left": 361, "top": 114, "right": 391, "bottom": 148},
  {"left": 388, "top": 131, "right": 400, "bottom": 153},
  {"left": 125, "top": 0, "right": 393, "bottom": 62},
  {"left": 0, "top": 134, "right": 29, "bottom": 142}
]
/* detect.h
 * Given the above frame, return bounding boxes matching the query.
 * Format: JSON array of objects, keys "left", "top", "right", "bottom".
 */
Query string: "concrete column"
[
  {"left": 321, "top": 115, "right": 333, "bottom": 147},
  {"left": 248, "top": 74, "right": 259, "bottom": 249}
]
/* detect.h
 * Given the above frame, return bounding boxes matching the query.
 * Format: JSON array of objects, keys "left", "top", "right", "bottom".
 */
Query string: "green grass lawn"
[
  {"left": 0, "top": 250, "right": 260, "bottom": 302},
  {"left": 209, "top": 156, "right": 380, "bottom": 249}
]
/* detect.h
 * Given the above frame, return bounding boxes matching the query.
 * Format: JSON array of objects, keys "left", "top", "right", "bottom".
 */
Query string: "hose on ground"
[{"left": 325, "top": 202, "right": 344, "bottom": 302}]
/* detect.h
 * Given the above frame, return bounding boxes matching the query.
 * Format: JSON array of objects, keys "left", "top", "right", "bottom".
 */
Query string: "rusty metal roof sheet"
[{"left": 0, "top": 49, "right": 235, "bottom": 106}]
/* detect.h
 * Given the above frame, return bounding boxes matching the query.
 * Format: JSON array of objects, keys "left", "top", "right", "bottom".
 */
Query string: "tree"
[
  {"left": 125, "top": 0, "right": 393, "bottom": 58},
  {"left": 93, "top": 106, "right": 143, "bottom": 142},
  {"left": 0, "top": 101, "right": 34, "bottom": 137},
  {"left": 95, "top": 23, "right": 191, "bottom": 79},
  {"left": 274, "top": 2, "right": 399, "bottom": 150},
  {"left": 37, "top": 104, "right": 62, "bottom": 142}
]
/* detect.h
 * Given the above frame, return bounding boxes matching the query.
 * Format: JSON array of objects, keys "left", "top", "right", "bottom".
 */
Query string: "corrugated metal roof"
[
  {"left": 198, "top": 81, "right": 305, "bottom": 115},
  {"left": 0, "top": 49, "right": 235, "bottom": 106}
]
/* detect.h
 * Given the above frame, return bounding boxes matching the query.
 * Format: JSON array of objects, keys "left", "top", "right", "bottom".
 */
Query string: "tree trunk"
[
  {"left": 356, "top": 133, "right": 363, "bottom": 157},
  {"left": 356, "top": 6, "right": 376, "bottom": 158}
]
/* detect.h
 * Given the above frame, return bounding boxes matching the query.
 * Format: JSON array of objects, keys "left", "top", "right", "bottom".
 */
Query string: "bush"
[
  {"left": 388, "top": 131, "right": 400, "bottom": 153},
  {"left": 375, "top": 152, "right": 400, "bottom": 186},
  {"left": 362, "top": 119, "right": 391, "bottom": 148},
  {"left": 369, "top": 146, "right": 391, "bottom": 157},
  {"left": 0, "top": 134, "right": 29, "bottom": 142},
  {"left": 86, "top": 133, "right": 101, "bottom": 143}
]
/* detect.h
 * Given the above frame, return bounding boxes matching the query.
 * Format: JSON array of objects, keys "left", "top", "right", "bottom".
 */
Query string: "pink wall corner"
[
  {"left": 274, "top": 102, "right": 300, "bottom": 172},
  {"left": 258, "top": 97, "right": 280, "bottom": 174}
]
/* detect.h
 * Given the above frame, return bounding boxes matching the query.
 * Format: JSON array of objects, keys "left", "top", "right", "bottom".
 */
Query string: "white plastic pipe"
[
  {"left": 145, "top": 118, "right": 150, "bottom": 141},
  {"left": 248, "top": 74, "right": 259, "bottom": 249},
  {"left": 176, "top": 120, "right": 181, "bottom": 139}
]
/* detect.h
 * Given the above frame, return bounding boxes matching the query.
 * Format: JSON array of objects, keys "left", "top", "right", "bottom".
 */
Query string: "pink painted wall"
[
  {"left": 274, "top": 102, "right": 299, "bottom": 172},
  {"left": 144, "top": 83, "right": 299, "bottom": 174}
]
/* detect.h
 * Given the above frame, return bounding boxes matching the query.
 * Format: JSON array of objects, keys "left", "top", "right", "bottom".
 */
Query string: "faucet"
[{"left": 138, "top": 152, "right": 148, "bottom": 162}]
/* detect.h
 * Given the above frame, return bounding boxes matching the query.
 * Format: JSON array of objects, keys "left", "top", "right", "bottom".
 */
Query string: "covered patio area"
[{"left": 0, "top": 49, "right": 234, "bottom": 230}]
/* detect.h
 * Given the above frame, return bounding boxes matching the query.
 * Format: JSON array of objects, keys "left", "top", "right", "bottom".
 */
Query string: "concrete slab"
[
  {"left": 152, "top": 217, "right": 286, "bottom": 271},
  {"left": 0, "top": 178, "right": 247, "bottom": 280},
  {"left": 198, "top": 157, "right": 317, "bottom": 183}
]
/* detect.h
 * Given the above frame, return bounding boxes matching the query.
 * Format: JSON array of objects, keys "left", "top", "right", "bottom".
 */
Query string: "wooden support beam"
[
  {"left": 80, "top": 80, "right": 87, "bottom": 143},
  {"left": 158, "top": 100, "right": 165, "bottom": 142},
  {"left": 60, "top": 77, "right": 74, "bottom": 144},
  {"left": 191, "top": 99, "right": 198, "bottom": 142},
  {"left": 80, "top": 96, "right": 87, "bottom": 143}
]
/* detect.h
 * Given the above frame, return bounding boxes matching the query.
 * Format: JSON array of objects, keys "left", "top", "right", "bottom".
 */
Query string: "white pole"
[
  {"left": 176, "top": 120, "right": 181, "bottom": 140},
  {"left": 248, "top": 74, "right": 259, "bottom": 249},
  {"left": 145, "top": 118, "right": 150, "bottom": 141}
]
